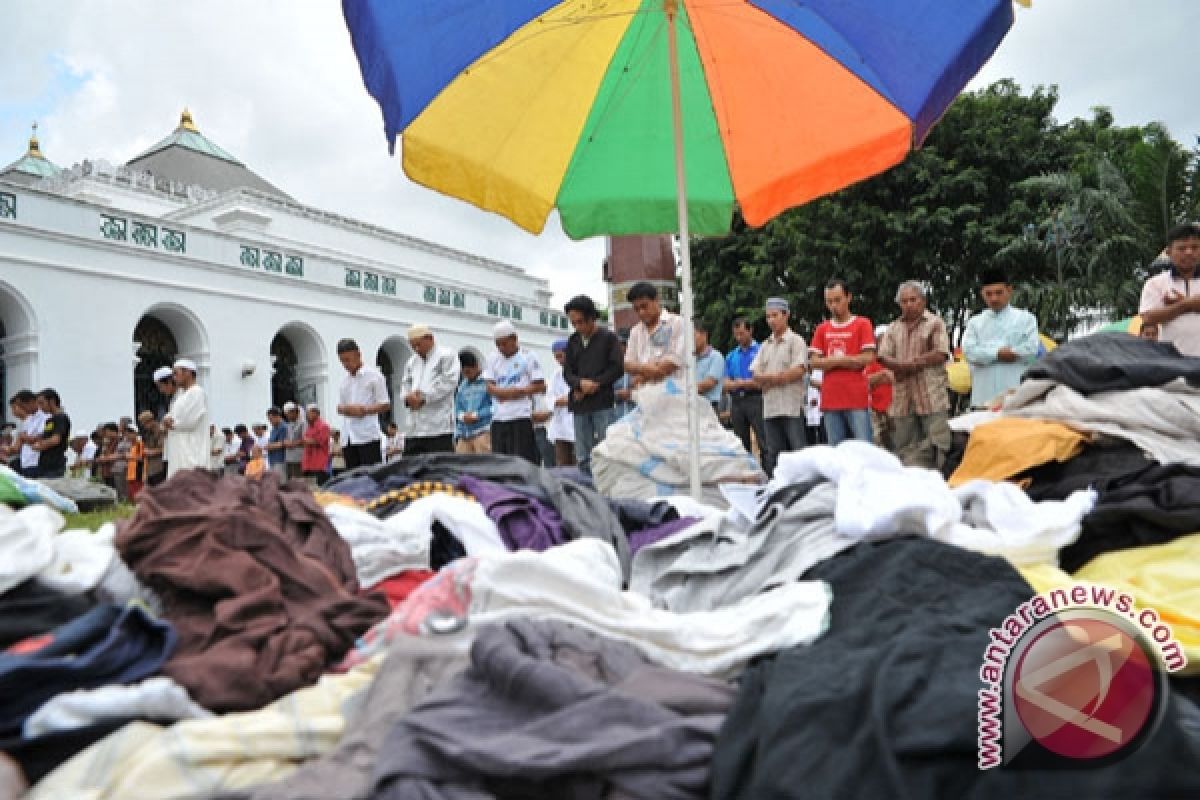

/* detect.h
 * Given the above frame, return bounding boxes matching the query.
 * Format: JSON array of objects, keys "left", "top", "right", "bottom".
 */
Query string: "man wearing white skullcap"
[
  {"left": 162, "top": 357, "right": 209, "bottom": 477},
  {"left": 398, "top": 328, "right": 460, "bottom": 455},
  {"left": 484, "top": 319, "right": 546, "bottom": 463}
]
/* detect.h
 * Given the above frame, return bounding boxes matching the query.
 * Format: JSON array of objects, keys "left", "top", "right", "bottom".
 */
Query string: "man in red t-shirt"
[
  {"left": 301, "top": 404, "right": 332, "bottom": 487},
  {"left": 809, "top": 278, "right": 876, "bottom": 445}
]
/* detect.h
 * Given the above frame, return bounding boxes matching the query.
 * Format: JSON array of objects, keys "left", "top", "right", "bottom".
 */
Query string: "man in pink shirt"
[
  {"left": 301, "top": 404, "right": 332, "bottom": 487},
  {"left": 1140, "top": 222, "right": 1200, "bottom": 356}
]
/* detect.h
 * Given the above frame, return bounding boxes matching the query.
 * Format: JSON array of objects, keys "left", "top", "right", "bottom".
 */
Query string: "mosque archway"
[
  {"left": 271, "top": 322, "right": 326, "bottom": 410},
  {"left": 376, "top": 336, "right": 413, "bottom": 429},
  {"left": 0, "top": 281, "right": 38, "bottom": 424},
  {"left": 133, "top": 304, "right": 207, "bottom": 419}
]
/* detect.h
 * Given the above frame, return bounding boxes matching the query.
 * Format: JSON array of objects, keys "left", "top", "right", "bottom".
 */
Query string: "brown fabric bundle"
[{"left": 116, "top": 470, "right": 389, "bottom": 711}]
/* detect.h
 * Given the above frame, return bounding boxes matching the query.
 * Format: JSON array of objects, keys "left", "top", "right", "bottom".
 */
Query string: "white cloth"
[
  {"left": 20, "top": 409, "right": 48, "bottom": 470},
  {"left": 324, "top": 503, "right": 431, "bottom": 588},
  {"left": 339, "top": 366, "right": 389, "bottom": 445},
  {"left": 484, "top": 348, "right": 545, "bottom": 422},
  {"left": 24, "top": 677, "right": 212, "bottom": 738},
  {"left": 546, "top": 369, "right": 574, "bottom": 443},
  {"left": 163, "top": 384, "right": 210, "bottom": 476},
  {"left": 0, "top": 504, "right": 56, "bottom": 592},
  {"left": 946, "top": 409, "right": 1002, "bottom": 433},
  {"left": 1001, "top": 377, "right": 1200, "bottom": 467},
  {"left": 401, "top": 345, "right": 461, "bottom": 438},
  {"left": 386, "top": 494, "right": 506, "bottom": 556},
  {"left": 455, "top": 539, "right": 831, "bottom": 678},
  {"left": 773, "top": 441, "right": 1097, "bottom": 567},
  {"left": 648, "top": 494, "right": 725, "bottom": 521}
]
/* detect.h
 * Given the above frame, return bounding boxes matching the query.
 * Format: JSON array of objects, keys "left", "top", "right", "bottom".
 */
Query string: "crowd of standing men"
[{"left": 5, "top": 222, "right": 1196, "bottom": 492}]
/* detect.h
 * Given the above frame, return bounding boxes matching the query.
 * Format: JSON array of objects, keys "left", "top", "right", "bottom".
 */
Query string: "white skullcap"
[
  {"left": 153, "top": 367, "right": 173, "bottom": 382},
  {"left": 173, "top": 358, "right": 197, "bottom": 373},
  {"left": 492, "top": 320, "right": 517, "bottom": 339}
]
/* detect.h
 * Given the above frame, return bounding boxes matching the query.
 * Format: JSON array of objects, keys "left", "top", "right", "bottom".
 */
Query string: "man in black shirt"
[
  {"left": 562, "top": 294, "right": 624, "bottom": 470},
  {"left": 31, "top": 388, "right": 70, "bottom": 479}
]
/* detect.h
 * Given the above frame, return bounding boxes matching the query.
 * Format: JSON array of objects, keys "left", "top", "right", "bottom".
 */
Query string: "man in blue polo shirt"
[
  {"left": 693, "top": 318, "right": 725, "bottom": 411},
  {"left": 724, "top": 317, "right": 767, "bottom": 465}
]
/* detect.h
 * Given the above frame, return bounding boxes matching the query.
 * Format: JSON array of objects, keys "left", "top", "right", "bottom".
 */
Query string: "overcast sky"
[{"left": 2, "top": 1, "right": 1196, "bottom": 306}]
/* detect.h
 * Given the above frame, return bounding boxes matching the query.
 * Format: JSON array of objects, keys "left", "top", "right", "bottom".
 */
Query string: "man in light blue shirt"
[
  {"left": 962, "top": 268, "right": 1039, "bottom": 409},
  {"left": 693, "top": 318, "right": 725, "bottom": 408}
]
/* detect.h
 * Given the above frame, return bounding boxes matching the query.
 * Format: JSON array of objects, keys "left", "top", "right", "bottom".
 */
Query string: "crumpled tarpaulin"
[
  {"left": 115, "top": 471, "right": 389, "bottom": 711},
  {"left": 1022, "top": 332, "right": 1200, "bottom": 393},
  {"left": 324, "top": 453, "right": 631, "bottom": 580}
]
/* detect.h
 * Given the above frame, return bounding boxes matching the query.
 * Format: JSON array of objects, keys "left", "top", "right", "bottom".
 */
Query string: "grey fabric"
[
  {"left": 1003, "top": 377, "right": 1200, "bottom": 466},
  {"left": 250, "top": 633, "right": 471, "bottom": 800},
  {"left": 39, "top": 478, "right": 117, "bottom": 512},
  {"left": 369, "top": 618, "right": 733, "bottom": 800},
  {"left": 630, "top": 481, "right": 850, "bottom": 612},
  {"left": 325, "top": 453, "right": 631, "bottom": 580}
]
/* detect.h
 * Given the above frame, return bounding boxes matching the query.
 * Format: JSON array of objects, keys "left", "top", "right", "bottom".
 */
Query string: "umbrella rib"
[{"left": 576, "top": 11, "right": 668, "bottom": 146}]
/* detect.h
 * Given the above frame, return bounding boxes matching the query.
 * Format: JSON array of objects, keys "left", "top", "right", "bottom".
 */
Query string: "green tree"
[
  {"left": 996, "top": 157, "right": 1149, "bottom": 336},
  {"left": 692, "top": 80, "right": 1069, "bottom": 351}
]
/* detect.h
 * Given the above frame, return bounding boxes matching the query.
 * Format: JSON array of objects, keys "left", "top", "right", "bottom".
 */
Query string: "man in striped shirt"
[{"left": 877, "top": 281, "right": 952, "bottom": 468}]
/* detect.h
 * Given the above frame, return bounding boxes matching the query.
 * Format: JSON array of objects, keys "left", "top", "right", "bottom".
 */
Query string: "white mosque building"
[{"left": 0, "top": 111, "right": 570, "bottom": 432}]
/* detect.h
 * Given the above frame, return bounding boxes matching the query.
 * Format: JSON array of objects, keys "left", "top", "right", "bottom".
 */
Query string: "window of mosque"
[
  {"left": 424, "top": 285, "right": 437, "bottom": 303},
  {"left": 364, "top": 272, "right": 380, "bottom": 291},
  {"left": 0, "top": 191, "right": 14, "bottom": 219},
  {"left": 500, "top": 302, "right": 511, "bottom": 318},
  {"left": 453, "top": 291, "right": 466, "bottom": 309},
  {"left": 345, "top": 269, "right": 361, "bottom": 288},
  {"left": 240, "top": 246, "right": 260, "bottom": 268},
  {"left": 162, "top": 228, "right": 186, "bottom": 254},
  {"left": 263, "top": 251, "right": 283, "bottom": 272},
  {"left": 488, "top": 299, "right": 499, "bottom": 316},
  {"left": 285, "top": 255, "right": 303, "bottom": 276},
  {"left": 382, "top": 277, "right": 397, "bottom": 295},
  {"left": 438, "top": 288, "right": 451, "bottom": 305},
  {"left": 131, "top": 221, "right": 157, "bottom": 248},
  {"left": 100, "top": 214, "right": 127, "bottom": 241}
]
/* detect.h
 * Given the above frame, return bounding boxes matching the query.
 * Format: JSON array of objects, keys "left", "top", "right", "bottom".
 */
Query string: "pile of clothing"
[
  {"left": 3, "top": 346, "right": 1199, "bottom": 799},
  {"left": 592, "top": 379, "right": 765, "bottom": 507}
]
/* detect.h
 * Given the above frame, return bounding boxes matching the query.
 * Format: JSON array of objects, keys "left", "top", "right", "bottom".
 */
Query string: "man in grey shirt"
[{"left": 283, "top": 402, "right": 307, "bottom": 481}]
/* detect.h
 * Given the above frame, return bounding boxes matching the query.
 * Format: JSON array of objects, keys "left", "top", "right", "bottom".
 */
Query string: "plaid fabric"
[{"left": 880, "top": 311, "right": 951, "bottom": 416}]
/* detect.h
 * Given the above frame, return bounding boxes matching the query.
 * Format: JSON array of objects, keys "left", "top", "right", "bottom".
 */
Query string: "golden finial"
[
  {"left": 28, "top": 122, "right": 42, "bottom": 158},
  {"left": 180, "top": 108, "right": 198, "bottom": 132}
]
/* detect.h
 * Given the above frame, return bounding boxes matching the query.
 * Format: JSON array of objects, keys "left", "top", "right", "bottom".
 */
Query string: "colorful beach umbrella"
[
  {"left": 344, "top": 0, "right": 1017, "bottom": 239},
  {"left": 343, "top": 0, "right": 1019, "bottom": 495}
]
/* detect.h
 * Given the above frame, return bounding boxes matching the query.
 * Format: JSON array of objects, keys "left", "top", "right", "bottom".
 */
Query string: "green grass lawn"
[{"left": 64, "top": 503, "right": 136, "bottom": 531}]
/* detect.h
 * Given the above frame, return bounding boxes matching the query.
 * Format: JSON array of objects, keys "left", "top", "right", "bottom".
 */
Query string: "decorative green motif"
[
  {"left": 424, "top": 285, "right": 437, "bottom": 303},
  {"left": 240, "top": 246, "right": 260, "bottom": 268},
  {"left": 382, "top": 277, "right": 397, "bottom": 295},
  {"left": 0, "top": 192, "right": 15, "bottom": 219},
  {"left": 100, "top": 214, "right": 127, "bottom": 241},
  {"left": 549, "top": 313, "right": 558, "bottom": 328},
  {"left": 560, "top": 316, "right": 568, "bottom": 330},
  {"left": 345, "top": 269, "right": 361, "bottom": 288},
  {"left": 512, "top": 306, "right": 522, "bottom": 321},
  {"left": 540, "top": 311, "right": 548, "bottom": 326},
  {"left": 488, "top": 299, "right": 499, "bottom": 316},
  {"left": 285, "top": 255, "right": 303, "bottom": 276},
  {"left": 161, "top": 228, "right": 186, "bottom": 253},
  {"left": 131, "top": 221, "right": 158, "bottom": 248},
  {"left": 453, "top": 291, "right": 466, "bottom": 309},
  {"left": 263, "top": 251, "right": 283, "bottom": 272},
  {"left": 364, "top": 272, "right": 379, "bottom": 291},
  {"left": 500, "top": 302, "right": 511, "bottom": 318},
  {"left": 437, "top": 288, "right": 450, "bottom": 305}
]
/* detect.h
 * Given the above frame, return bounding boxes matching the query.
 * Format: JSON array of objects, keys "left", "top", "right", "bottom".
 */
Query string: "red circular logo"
[{"left": 1013, "top": 617, "right": 1156, "bottom": 760}]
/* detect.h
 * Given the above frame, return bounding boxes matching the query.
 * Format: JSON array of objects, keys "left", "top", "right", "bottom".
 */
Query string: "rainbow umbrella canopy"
[
  {"left": 343, "top": 0, "right": 1018, "bottom": 238},
  {"left": 342, "top": 0, "right": 1018, "bottom": 495}
]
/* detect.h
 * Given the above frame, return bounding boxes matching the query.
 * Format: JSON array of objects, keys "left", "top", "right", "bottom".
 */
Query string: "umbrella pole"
[{"left": 666, "top": 0, "right": 703, "bottom": 501}]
